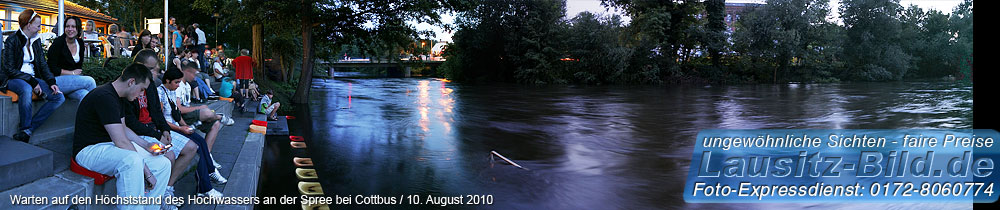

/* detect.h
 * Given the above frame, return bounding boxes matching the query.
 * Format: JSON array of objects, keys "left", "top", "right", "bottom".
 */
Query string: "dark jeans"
[
  {"left": 8, "top": 78, "right": 65, "bottom": 132},
  {"left": 181, "top": 132, "right": 216, "bottom": 193},
  {"left": 195, "top": 44, "right": 208, "bottom": 73}
]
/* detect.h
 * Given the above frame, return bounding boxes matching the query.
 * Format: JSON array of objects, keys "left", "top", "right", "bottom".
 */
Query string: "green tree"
[
  {"left": 703, "top": 0, "right": 726, "bottom": 67},
  {"left": 840, "top": 0, "right": 910, "bottom": 81},
  {"left": 565, "top": 12, "right": 631, "bottom": 84},
  {"left": 602, "top": 0, "right": 701, "bottom": 83},
  {"left": 899, "top": 6, "right": 955, "bottom": 78},
  {"left": 444, "top": 0, "right": 568, "bottom": 84},
  {"left": 732, "top": 0, "right": 834, "bottom": 83},
  {"left": 950, "top": 0, "right": 973, "bottom": 83}
]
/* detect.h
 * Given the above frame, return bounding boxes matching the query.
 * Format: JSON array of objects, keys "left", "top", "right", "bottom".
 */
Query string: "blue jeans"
[
  {"left": 7, "top": 78, "right": 65, "bottom": 132},
  {"left": 181, "top": 132, "right": 216, "bottom": 193},
  {"left": 195, "top": 77, "right": 214, "bottom": 99},
  {"left": 76, "top": 142, "right": 171, "bottom": 210},
  {"left": 196, "top": 45, "right": 208, "bottom": 72},
  {"left": 55, "top": 75, "right": 97, "bottom": 101}
]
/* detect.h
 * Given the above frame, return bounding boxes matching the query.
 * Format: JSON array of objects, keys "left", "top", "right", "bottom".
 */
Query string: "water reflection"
[{"left": 305, "top": 79, "right": 972, "bottom": 209}]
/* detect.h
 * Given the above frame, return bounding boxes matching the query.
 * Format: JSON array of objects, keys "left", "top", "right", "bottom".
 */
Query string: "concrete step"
[
  {"left": 1, "top": 96, "right": 19, "bottom": 137},
  {"left": 0, "top": 137, "right": 54, "bottom": 192},
  {"left": 28, "top": 100, "right": 80, "bottom": 172},
  {"left": 265, "top": 116, "right": 288, "bottom": 136},
  {"left": 0, "top": 170, "right": 94, "bottom": 210}
]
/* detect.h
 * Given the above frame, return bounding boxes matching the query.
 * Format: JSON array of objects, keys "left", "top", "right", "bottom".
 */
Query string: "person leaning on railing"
[
  {"left": 1, "top": 9, "right": 65, "bottom": 142},
  {"left": 47, "top": 16, "right": 97, "bottom": 102}
]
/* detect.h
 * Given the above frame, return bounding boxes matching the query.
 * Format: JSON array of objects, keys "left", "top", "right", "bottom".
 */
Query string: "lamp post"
[{"left": 213, "top": 13, "right": 220, "bottom": 47}]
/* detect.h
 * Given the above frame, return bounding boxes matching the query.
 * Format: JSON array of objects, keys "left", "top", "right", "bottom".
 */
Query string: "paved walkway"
[{"left": 166, "top": 100, "right": 263, "bottom": 210}]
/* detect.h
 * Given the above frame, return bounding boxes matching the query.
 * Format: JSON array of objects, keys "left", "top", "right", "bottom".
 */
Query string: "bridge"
[{"left": 322, "top": 58, "right": 446, "bottom": 77}]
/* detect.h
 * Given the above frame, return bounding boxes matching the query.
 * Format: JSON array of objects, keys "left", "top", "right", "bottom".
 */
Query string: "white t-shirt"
[
  {"left": 72, "top": 39, "right": 81, "bottom": 63},
  {"left": 176, "top": 81, "right": 192, "bottom": 106},
  {"left": 195, "top": 28, "right": 207, "bottom": 45},
  {"left": 213, "top": 62, "right": 226, "bottom": 75},
  {"left": 157, "top": 85, "right": 179, "bottom": 125},
  {"left": 19, "top": 30, "right": 38, "bottom": 75}
]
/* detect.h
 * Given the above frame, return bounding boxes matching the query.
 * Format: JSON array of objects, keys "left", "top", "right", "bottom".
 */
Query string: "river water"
[{"left": 299, "top": 77, "right": 972, "bottom": 209}]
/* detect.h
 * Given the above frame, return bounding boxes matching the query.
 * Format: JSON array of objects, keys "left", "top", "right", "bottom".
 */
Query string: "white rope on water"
[{"left": 491, "top": 150, "right": 529, "bottom": 171}]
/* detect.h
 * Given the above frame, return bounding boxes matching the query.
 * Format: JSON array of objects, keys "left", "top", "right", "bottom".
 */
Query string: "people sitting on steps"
[
  {"left": 130, "top": 50, "right": 226, "bottom": 208},
  {"left": 161, "top": 64, "right": 227, "bottom": 172},
  {"left": 73, "top": 63, "right": 170, "bottom": 210},
  {"left": 178, "top": 61, "right": 233, "bottom": 126},
  {"left": 1, "top": 9, "right": 66, "bottom": 142},
  {"left": 46, "top": 16, "right": 97, "bottom": 102}
]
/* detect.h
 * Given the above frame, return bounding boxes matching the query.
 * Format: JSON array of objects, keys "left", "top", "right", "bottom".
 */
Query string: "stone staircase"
[
  {"left": 0, "top": 94, "right": 236, "bottom": 210},
  {"left": 0, "top": 95, "right": 93, "bottom": 210}
]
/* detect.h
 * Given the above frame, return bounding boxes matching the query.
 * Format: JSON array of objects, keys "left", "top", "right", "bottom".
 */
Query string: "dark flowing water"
[{"left": 301, "top": 77, "right": 972, "bottom": 209}]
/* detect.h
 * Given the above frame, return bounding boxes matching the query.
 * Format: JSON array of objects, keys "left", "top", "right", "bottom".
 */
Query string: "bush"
[{"left": 81, "top": 57, "right": 132, "bottom": 86}]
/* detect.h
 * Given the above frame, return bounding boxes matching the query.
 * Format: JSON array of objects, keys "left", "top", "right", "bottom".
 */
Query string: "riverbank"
[{"left": 0, "top": 99, "right": 269, "bottom": 210}]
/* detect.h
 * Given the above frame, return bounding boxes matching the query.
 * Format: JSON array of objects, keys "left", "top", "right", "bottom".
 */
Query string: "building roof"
[{"left": 0, "top": 0, "right": 117, "bottom": 23}]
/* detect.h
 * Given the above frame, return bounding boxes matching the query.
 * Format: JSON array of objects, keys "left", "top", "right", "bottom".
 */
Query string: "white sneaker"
[
  {"left": 211, "top": 154, "right": 223, "bottom": 169},
  {"left": 198, "top": 189, "right": 223, "bottom": 198},
  {"left": 221, "top": 116, "right": 235, "bottom": 126},
  {"left": 164, "top": 186, "right": 180, "bottom": 208},
  {"left": 209, "top": 171, "right": 228, "bottom": 184}
]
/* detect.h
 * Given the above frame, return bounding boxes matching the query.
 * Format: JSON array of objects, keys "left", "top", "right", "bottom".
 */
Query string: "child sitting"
[{"left": 260, "top": 90, "right": 281, "bottom": 121}]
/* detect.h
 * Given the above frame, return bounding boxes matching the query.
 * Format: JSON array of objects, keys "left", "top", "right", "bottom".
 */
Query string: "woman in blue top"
[{"left": 172, "top": 26, "right": 183, "bottom": 55}]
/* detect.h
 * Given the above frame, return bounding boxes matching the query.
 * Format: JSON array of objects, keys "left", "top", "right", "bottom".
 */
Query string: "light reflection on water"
[{"left": 305, "top": 78, "right": 973, "bottom": 209}]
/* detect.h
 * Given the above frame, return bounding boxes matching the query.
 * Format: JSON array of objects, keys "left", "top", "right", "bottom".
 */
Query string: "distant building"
[
  {"left": 724, "top": 2, "right": 763, "bottom": 32},
  {"left": 0, "top": 0, "right": 117, "bottom": 34}
]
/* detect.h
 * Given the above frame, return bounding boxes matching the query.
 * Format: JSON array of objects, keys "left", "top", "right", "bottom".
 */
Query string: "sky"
[{"left": 417, "top": 0, "right": 966, "bottom": 42}]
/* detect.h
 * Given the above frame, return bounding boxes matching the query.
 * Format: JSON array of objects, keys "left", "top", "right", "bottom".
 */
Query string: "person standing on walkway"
[
  {"left": 232, "top": 49, "right": 254, "bottom": 101},
  {"left": 74, "top": 63, "right": 170, "bottom": 210},
  {"left": 172, "top": 25, "right": 183, "bottom": 56},
  {"left": 1, "top": 9, "right": 65, "bottom": 142},
  {"left": 47, "top": 16, "right": 97, "bottom": 102},
  {"left": 193, "top": 23, "right": 208, "bottom": 73}
]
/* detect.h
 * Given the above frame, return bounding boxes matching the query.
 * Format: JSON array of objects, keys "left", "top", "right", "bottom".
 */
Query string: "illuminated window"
[
  {"left": 0, "top": 10, "right": 6, "bottom": 30},
  {"left": 40, "top": 14, "right": 51, "bottom": 33},
  {"left": 10, "top": 11, "right": 19, "bottom": 30}
]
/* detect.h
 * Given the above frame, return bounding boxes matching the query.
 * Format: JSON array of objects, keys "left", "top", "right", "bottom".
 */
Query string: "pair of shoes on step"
[{"left": 218, "top": 114, "right": 235, "bottom": 126}]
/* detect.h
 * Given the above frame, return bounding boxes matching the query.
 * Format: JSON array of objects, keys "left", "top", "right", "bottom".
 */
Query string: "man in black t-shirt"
[{"left": 73, "top": 63, "right": 172, "bottom": 210}]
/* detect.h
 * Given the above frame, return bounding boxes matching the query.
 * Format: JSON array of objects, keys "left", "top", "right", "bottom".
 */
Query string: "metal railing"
[{"left": 0, "top": 19, "right": 142, "bottom": 59}]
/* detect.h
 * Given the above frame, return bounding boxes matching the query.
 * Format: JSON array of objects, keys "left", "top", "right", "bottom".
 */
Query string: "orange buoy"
[{"left": 249, "top": 125, "right": 267, "bottom": 134}]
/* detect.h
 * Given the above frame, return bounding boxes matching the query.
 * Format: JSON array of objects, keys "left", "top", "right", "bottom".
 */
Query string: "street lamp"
[{"left": 213, "top": 13, "right": 220, "bottom": 46}]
